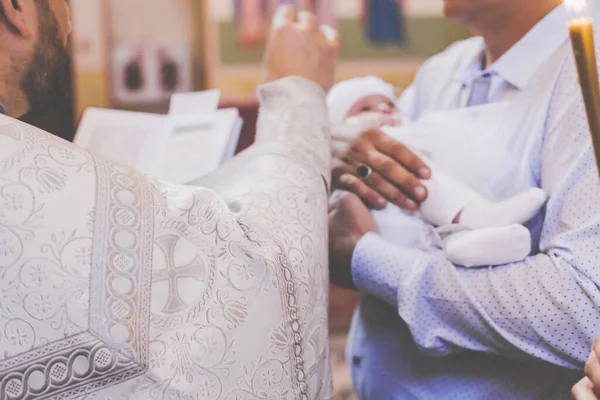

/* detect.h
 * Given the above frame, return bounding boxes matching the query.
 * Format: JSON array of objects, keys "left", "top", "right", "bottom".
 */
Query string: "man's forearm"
[
  {"left": 352, "top": 232, "right": 430, "bottom": 305},
  {"left": 352, "top": 232, "right": 599, "bottom": 370}
]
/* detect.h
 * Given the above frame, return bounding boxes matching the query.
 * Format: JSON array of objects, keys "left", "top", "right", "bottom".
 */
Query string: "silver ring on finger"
[{"left": 356, "top": 164, "right": 372, "bottom": 181}]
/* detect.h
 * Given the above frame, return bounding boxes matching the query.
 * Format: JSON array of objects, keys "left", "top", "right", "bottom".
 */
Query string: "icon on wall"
[
  {"left": 111, "top": 43, "right": 192, "bottom": 105},
  {"left": 158, "top": 48, "right": 179, "bottom": 92},
  {"left": 124, "top": 47, "right": 145, "bottom": 92},
  {"left": 233, "top": 0, "right": 268, "bottom": 49},
  {"left": 232, "top": 0, "right": 339, "bottom": 50},
  {"left": 363, "top": 0, "right": 407, "bottom": 47}
]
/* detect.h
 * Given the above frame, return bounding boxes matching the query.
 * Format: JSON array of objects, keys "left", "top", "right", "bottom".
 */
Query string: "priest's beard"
[{"left": 20, "top": 5, "right": 72, "bottom": 117}]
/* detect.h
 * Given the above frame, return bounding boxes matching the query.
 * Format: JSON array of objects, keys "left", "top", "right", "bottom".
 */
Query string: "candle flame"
[{"left": 565, "top": 0, "right": 588, "bottom": 14}]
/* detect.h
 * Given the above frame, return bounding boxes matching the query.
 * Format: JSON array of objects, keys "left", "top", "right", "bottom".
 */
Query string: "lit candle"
[{"left": 565, "top": 0, "right": 600, "bottom": 176}]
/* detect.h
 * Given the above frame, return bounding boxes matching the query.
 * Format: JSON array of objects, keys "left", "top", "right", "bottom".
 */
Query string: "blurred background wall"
[
  {"left": 210, "top": 0, "right": 469, "bottom": 100},
  {"left": 64, "top": 0, "right": 469, "bottom": 147},
  {"left": 69, "top": 0, "right": 469, "bottom": 114}
]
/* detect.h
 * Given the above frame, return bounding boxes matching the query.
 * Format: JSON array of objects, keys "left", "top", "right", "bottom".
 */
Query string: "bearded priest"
[{"left": 0, "top": 1, "right": 339, "bottom": 399}]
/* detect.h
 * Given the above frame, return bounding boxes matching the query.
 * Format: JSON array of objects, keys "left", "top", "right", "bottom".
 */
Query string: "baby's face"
[
  {"left": 347, "top": 95, "right": 399, "bottom": 119},
  {"left": 344, "top": 95, "right": 401, "bottom": 127}
]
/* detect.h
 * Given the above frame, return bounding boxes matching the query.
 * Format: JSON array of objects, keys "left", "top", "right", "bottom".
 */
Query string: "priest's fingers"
[
  {"left": 320, "top": 24, "right": 340, "bottom": 50},
  {"left": 264, "top": 4, "right": 337, "bottom": 90},
  {"left": 272, "top": 4, "right": 298, "bottom": 30},
  {"left": 572, "top": 377, "right": 599, "bottom": 400},
  {"left": 297, "top": 10, "right": 318, "bottom": 30}
]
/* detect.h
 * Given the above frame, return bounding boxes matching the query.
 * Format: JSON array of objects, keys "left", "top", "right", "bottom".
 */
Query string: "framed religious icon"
[{"left": 72, "top": 0, "right": 198, "bottom": 116}]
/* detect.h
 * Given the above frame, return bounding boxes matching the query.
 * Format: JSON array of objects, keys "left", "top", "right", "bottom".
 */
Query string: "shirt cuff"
[{"left": 351, "top": 232, "right": 431, "bottom": 306}]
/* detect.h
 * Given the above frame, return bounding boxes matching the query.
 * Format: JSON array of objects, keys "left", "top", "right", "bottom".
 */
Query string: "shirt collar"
[
  {"left": 0, "top": 101, "right": 6, "bottom": 115},
  {"left": 454, "top": 4, "right": 570, "bottom": 90}
]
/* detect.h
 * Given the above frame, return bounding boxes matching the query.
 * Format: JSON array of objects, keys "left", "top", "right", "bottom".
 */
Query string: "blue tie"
[{"left": 467, "top": 72, "right": 492, "bottom": 107}]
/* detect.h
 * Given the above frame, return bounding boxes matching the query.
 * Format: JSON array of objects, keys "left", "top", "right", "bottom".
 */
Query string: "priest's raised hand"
[
  {"left": 0, "top": 1, "right": 336, "bottom": 399},
  {"left": 265, "top": 4, "right": 339, "bottom": 91}
]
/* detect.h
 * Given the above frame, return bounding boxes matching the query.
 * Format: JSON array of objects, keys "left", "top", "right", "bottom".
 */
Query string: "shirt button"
[{"left": 352, "top": 356, "right": 361, "bottom": 367}]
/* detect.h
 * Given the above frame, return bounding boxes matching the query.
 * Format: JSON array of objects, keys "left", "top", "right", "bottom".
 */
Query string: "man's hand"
[
  {"left": 573, "top": 336, "right": 600, "bottom": 399},
  {"left": 329, "top": 191, "right": 378, "bottom": 290},
  {"left": 573, "top": 378, "right": 598, "bottom": 400},
  {"left": 332, "top": 127, "right": 431, "bottom": 211},
  {"left": 264, "top": 5, "right": 339, "bottom": 91}
]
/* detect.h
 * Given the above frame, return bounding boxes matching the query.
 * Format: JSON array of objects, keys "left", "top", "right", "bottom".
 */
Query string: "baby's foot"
[
  {"left": 445, "top": 224, "right": 531, "bottom": 268},
  {"left": 458, "top": 188, "right": 547, "bottom": 230}
]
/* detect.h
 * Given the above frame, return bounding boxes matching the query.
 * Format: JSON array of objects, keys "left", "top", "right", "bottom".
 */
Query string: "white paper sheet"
[
  {"left": 74, "top": 100, "right": 243, "bottom": 185},
  {"left": 74, "top": 108, "right": 166, "bottom": 170},
  {"left": 169, "top": 89, "right": 221, "bottom": 115},
  {"left": 223, "top": 116, "right": 243, "bottom": 163},
  {"left": 156, "top": 108, "right": 242, "bottom": 184}
]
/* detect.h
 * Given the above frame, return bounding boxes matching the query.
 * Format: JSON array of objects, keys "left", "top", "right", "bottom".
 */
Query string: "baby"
[{"left": 327, "top": 76, "right": 548, "bottom": 268}]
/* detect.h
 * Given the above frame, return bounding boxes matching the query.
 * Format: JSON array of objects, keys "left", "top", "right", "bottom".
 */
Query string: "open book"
[{"left": 73, "top": 90, "right": 243, "bottom": 185}]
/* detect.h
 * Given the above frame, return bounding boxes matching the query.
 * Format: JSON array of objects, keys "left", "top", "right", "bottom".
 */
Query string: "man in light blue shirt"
[{"left": 329, "top": 0, "right": 600, "bottom": 398}]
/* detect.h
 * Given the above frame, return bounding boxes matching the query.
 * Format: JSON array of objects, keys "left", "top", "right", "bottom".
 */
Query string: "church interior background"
[{"left": 39, "top": 1, "right": 472, "bottom": 398}]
